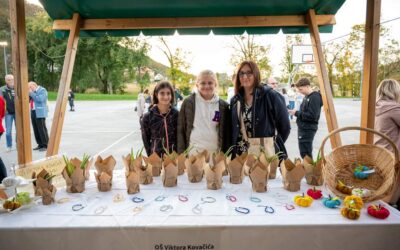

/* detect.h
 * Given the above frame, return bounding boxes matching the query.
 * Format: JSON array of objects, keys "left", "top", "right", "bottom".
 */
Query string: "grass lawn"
[
  {"left": 48, "top": 92, "right": 138, "bottom": 101},
  {"left": 48, "top": 92, "right": 355, "bottom": 101}
]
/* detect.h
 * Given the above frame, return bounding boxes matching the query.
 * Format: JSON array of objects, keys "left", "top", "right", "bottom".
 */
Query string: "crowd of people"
[
  {"left": 0, "top": 74, "right": 50, "bottom": 182},
  {"left": 138, "top": 61, "right": 321, "bottom": 162},
  {"left": 1, "top": 60, "right": 400, "bottom": 205}
]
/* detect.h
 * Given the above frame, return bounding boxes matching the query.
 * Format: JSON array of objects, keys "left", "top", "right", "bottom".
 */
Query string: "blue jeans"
[
  {"left": 289, "top": 101, "right": 295, "bottom": 119},
  {"left": 5, "top": 113, "right": 15, "bottom": 148}
]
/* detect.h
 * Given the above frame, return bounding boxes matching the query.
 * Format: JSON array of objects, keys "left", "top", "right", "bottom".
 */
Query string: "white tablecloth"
[{"left": 1, "top": 170, "right": 400, "bottom": 250}]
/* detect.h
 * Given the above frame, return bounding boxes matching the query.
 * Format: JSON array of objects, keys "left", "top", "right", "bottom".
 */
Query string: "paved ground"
[{"left": 1, "top": 98, "right": 362, "bottom": 174}]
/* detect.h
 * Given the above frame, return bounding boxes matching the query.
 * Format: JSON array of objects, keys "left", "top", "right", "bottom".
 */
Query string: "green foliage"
[
  {"left": 47, "top": 91, "right": 138, "bottom": 101},
  {"left": 230, "top": 35, "right": 272, "bottom": 80},
  {"left": 216, "top": 72, "right": 232, "bottom": 96},
  {"left": 63, "top": 155, "right": 75, "bottom": 177},
  {"left": 158, "top": 37, "right": 194, "bottom": 88}
]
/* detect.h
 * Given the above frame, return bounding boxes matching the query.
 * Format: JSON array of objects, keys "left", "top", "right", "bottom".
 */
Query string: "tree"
[
  {"left": 26, "top": 11, "right": 67, "bottom": 90},
  {"left": 158, "top": 37, "right": 190, "bottom": 88},
  {"left": 216, "top": 72, "right": 231, "bottom": 96},
  {"left": 121, "top": 37, "right": 151, "bottom": 91},
  {"left": 0, "top": 0, "right": 44, "bottom": 84},
  {"left": 230, "top": 35, "right": 272, "bottom": 80}
]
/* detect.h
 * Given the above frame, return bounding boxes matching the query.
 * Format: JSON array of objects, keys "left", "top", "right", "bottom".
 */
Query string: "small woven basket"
[{"left": 320, "top": 126, "right": 399, "bottom": 202}]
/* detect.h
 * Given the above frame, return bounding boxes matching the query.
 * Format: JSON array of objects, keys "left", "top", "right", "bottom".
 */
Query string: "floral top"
[{"left": 236, "top": 104, "right": 253, "bottom": 155}]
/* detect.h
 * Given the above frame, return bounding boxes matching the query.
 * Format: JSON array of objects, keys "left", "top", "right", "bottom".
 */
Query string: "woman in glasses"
[
  {"left": 231, "top": 61, "right": 290, "bottom": 158},
  {"left": 178, "top": 70, "right": 231, "bottom": 155}
]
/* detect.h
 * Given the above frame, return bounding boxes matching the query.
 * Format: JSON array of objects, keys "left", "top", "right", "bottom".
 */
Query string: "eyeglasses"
[
  {"left": 271, "top": 82, "right": 278, "bottom": 85},
  {"left": 239, "top": 71, "right": 254, "bottom": 78}
]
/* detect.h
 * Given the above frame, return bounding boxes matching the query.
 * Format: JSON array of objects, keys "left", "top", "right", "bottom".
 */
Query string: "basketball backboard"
[{"left": 292, "top": 45, "right": 314, "bottom": 64}]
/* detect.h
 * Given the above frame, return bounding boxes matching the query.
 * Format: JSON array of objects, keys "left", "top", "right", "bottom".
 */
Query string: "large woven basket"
[{"left": 320, "top": 126, "right": 399, "bottom": 202}]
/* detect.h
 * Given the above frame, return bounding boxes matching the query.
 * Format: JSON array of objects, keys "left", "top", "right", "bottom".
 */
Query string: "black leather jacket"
[{"left": 230, "top": 86, "right": 291, "bottom": 157}]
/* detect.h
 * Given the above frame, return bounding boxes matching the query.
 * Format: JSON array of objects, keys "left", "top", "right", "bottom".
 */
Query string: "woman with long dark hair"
[
  {"left": 231, "top": 61, "right": 290, "bottom": 158},
  {"left": 140, "top": 81, "right": 179, "bottom": 157}
]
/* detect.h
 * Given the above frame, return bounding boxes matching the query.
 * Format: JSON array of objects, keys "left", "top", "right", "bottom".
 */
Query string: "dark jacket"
[
  {"left": 295, "top": 91, "right": 322, "bottom": 131},
  {"left": 177, "top": 93, "right": 231, "bottom": 154},
  {"left": 141, "top": 106, "right": 179, "bottom": 157},
  {"left": 2, "top": 86, "right": 15, "bottom": 114},
  {"left": 231, "top": 85, "right": 291, "bottom": 157}
]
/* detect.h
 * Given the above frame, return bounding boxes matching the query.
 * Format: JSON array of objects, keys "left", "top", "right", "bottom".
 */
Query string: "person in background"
[
  {"left": 178, "top": 70, "right": 231, "bottom": 155},
  {"left": 374, "top": 79, "right": 400, "bottom": 207},
  {"left": 29, "top": 96, "right": 42, "bottom": 150},
  {"left": 267, "top": 77, "right": 279, "bottom": 90},
  {"left": 141, "top": 81, "right": 178, "bottom": 157},
  {"left": 282, "top": 88, "right": 289, "bottom": 108},
  {"left": 174, "top": 87, "right": 183, "bottom": 108},
  {"left": 0, "top": 95, "right": 7, "bottom": 180},
  {"left": 29, "top": 81, "right": 49, "bottom": 152},
  {"left": 288, "top": 78, "right": 322, "bottom": 159},
  {"left": 2, "top": 75, "right": 16, "bottom": 152},
  {"left": 0, "top": 95, "right": 4, "bottom": 140},
  {"left": 137, "top": 89, "right": 149, "bottom": 119},
  {"left": 68, "top": 89, "right": 75, "bottom": 111},
  {"left": 287, "top": 84, "right": 296, "bottom": 120}
]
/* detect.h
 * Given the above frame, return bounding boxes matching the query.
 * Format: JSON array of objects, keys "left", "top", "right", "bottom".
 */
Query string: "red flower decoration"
[
  {"left": 307, "top": 187, "right": 323, "bottom": 200},
  {"left": 367, "top": 204, "right": 390, "bottom": 219}
]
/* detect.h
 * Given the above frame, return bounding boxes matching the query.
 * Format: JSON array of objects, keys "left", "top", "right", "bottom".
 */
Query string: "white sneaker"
[{"left": 6, "top": 147, "right": 12, "bottom": 152}]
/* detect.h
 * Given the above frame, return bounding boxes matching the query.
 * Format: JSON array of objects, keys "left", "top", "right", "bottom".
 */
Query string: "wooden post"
[
  {"left": 307, "top": 9, "right": 341, "bottom": 149},
  {"left": 46, "top": 13, "right": 81, "bottom": 157},
  {"left": 9, "top": 0, "right": 32, "bottom": 164},
  {"left": 360, "top": 0, "right": 381, "bottom": 144}
]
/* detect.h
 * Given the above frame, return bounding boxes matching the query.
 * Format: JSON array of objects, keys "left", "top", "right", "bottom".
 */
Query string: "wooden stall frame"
[{"left": 8, "top": 1, "right": 381, "bottom": 163}]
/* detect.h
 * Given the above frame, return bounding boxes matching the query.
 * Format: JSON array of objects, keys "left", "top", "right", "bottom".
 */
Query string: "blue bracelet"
[
  {"left": 250, "top": 197, "right": 262, "bottom": 203},
  {"left": 132, "top": 196, "right": 144, "bottom": 203},
  {"left": 155, "top": 195, "right": 166, "bottom": 202},
  {"left": 258, "top": 205, "right": 275, "bottom": 214},
  {"left": 235, "top": 207, "right": 250, "bottom": 214}
]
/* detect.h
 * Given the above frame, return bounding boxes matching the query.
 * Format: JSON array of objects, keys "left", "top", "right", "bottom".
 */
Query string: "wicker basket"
[{"left": 320, "top": 126, "right": 399, "bottom": 202}]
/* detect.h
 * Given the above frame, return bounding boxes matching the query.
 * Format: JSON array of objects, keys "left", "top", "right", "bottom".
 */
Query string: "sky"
[{"left": 27, "top": 0, "right": 400, "bottom": 77}]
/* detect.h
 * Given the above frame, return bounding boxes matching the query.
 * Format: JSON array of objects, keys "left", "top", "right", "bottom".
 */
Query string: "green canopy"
[{"left": 39, "top": 0, "right": 345, "bottom": 37}]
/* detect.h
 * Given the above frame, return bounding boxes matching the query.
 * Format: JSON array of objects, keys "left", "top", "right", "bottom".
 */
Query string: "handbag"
[
  {"left": 237, "top": 93, "right": 288, "bottom": 161},
  {"left": 237, "top": 101, "right": 275, "bottom": 157}
]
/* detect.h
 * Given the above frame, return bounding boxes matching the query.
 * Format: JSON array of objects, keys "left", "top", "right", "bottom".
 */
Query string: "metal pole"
[{"left": 3, "top": 45, "right": 7, "bottom": 75}]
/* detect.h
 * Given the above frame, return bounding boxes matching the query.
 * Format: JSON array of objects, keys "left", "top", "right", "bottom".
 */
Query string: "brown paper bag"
[
  {"left": 249, "top": 159, "right": 269, "bottom": 192},
  {"left": 138, "top": 156, "right": 153, "bottom": 184},
  {"left": 185, "top": 154, "right": 205, "bottom": 183},
  {"left": 268, "top": 158, "right": 279, "bottom": 179},
  {"left": 32, "top": 169, "right": 54, "bottom": 196},
  {"left": 62, "top": 157, "right": 87, "bottom": 193},
  {"left": 35, "top": 174, "right": 57, "bottom": 205},
  {"left": 177, "top": 153, "right": 186, "bottom": 175},
  {"left": 122, "top": 154, "right": 140, "bottom": 194},
  {"left": 227, "top": 155, "right": 245, "bottom": 184},
  {"left": 94, "top": 155, "right": 116, "bottom": 192},
  {"left": 213, "top": 151, "right": 230, "bottom": 176},
  {"left": 83, "top": 157, "right": 94, "bottom": 181},
  {"left": 162, "top": 156, "right": 178, "bottom": 187},
  {"left": 198, "top": 149, "right": 210, "bottom": 163},
  {"left": 147, "top": 152, "right": 162, "bottom": 176},
  {"left": 303, "top": 155, "right": 324, "bottom": 186},
  {"left": 244, "top": 153, "right": 256, "bottom": 176},
  {"left": 204, "top": 154, "right": 225, "bottom": 190},
  {"left": 280, "top": 158, "right": 305, "bottom": 192}
]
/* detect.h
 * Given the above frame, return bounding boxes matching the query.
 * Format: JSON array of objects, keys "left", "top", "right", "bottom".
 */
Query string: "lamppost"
[{"left": 0, "top": 41, "right": 7, "bottom": 75}]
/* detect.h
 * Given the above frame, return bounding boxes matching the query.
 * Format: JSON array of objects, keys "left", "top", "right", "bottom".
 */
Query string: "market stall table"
[{"left": 1, "top": 170, "right": 400, "bottom": 250}]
